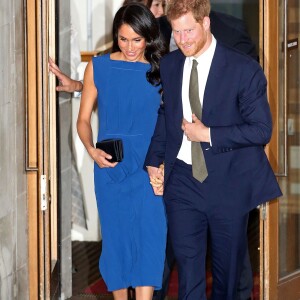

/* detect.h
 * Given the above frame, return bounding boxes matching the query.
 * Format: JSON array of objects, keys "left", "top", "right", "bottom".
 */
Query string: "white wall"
[
  {"left": 71, "top": 0, "right": 123, "bottom": 51},
  {"left": 70, "top": 0, "right": 123, "bottom": 241},
  {"left": 71, "top": 84, "right": 100, "bottom": 241}
]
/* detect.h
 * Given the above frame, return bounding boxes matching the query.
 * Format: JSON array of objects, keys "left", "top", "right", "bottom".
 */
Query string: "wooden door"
[
  {"left": 25, "top": 0, "right": 58, "bottom": 298},
  {"left": 263, "top": 0, "right": 300, "bottom": 299}
]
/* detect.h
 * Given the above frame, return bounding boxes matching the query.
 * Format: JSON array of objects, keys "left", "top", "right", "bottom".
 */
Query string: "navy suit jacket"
[{"left": 145, "top": 43, "right": 282, "bottom": 215}]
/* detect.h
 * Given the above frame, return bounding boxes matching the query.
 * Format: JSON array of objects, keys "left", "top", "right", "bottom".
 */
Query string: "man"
[
  {"left": 145, "top": 0, "right": 282, "bottom": 299},
  {"left": 154, "top": 6, "right": 258, "bottom": 300},
  {"left": 158, "top": 9, "right": 258, "bottom": 60}
]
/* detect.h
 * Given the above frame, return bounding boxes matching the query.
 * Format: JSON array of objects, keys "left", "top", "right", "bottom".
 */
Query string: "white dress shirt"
[{"left": 177, "top": 36, "right": 216, "bottom": 164}]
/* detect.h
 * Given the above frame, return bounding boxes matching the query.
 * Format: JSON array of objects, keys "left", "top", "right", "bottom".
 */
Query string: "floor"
[
  {"left": 68, "top": 209, "right": 259, "bottom": 300},
  {"left": 69, "top": 241, "right": 105, "bottom": 299}
]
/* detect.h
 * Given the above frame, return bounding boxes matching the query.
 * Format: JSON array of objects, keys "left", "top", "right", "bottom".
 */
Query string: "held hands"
[
  {"left": 147, "top": 164, "right": 164, "bottom": 196},
  {"left": 182, "top": 114, "right": 210, "bottom": 142},
  {"left": 48, "top": 57, "right": 83, "bottom": 93},
  {"left": 89, "top": 147, "right": 118, "bottom": 168}
]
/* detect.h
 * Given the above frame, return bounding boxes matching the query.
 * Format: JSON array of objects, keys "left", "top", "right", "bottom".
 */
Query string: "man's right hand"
[
  {"left": 49, "top": 57, "right": 83, "bottom": 93},
  {"left": 147, "top": 164, "right": 164, "bottom": 196}
]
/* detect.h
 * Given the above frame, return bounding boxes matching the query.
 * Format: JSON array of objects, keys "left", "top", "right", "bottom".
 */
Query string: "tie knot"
[{"left": 192, "top": 59, "right": 198, "bottom": 69}]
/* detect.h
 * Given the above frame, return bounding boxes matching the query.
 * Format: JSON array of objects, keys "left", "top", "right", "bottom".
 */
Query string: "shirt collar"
[{"left": 188, "top": 35, "right": 216, "bottom": 65}]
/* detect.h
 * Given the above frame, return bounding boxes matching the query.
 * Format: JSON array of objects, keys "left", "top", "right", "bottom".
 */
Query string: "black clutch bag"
[{"left": 96, "top": 139, "right": 124, "bottom": 163}]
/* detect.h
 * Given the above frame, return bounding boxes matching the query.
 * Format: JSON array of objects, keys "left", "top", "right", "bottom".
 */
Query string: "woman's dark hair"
[
  {"left": 122, "top": 0, "right": 145, "bottom": 5},
  {"left": 112, "top": 3, "right": 167, "bottom": 86}
]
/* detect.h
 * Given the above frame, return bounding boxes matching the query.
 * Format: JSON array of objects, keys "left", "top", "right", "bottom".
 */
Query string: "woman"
[
  {"left": 147, "top": 0, "right": 166, "bottom": 18},
  {"left": 77, "top": 4, "right": 167, "bottom": 300}
]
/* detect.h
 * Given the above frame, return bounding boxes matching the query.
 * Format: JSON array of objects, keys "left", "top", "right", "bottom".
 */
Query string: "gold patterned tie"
[{"left": 189, "top": 59, "right": 208, "bottom": 182}]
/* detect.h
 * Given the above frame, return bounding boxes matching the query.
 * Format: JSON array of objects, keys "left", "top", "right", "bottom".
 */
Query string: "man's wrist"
[
  {"left": 73, "top": 80, "right": 83, "bottom": 98},
  {"left": 75, "top": 80, "right": 83, "bottom": 92}
]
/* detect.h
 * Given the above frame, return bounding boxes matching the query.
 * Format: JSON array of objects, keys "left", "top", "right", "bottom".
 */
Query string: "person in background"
[
  {"left": 123, "top": 0, "right": 166, "bottom": 19},
  {"left": 76, "top": 4, "right": 167, "bottom": 300},
  {"left": 145, "top": 0, "right": 282, "bottom": 299},
  {"left": 147, "top": 0, "right": 166, "bottom": 18},
  {"left": 123, "top": 0, "right": 168, "bottom": 48},
  {"left": 49, "top": 57, "right": 83, "bottom": 93}
]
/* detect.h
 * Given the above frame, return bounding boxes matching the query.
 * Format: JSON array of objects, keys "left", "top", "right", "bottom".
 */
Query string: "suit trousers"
[
  {"left": 164, "top": 159, "right": 249, "bottom": 300},
  {"left": 152, "top": 233, "right": 253, "bottom": 300}
]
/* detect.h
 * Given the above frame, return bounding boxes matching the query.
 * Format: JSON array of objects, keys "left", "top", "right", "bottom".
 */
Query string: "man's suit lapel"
[
  {"left": 202, "top": 44, "right": 227, "bottom": 124},
  {"left": 171, "top": 51, "right": 186, "bottom": 140}
]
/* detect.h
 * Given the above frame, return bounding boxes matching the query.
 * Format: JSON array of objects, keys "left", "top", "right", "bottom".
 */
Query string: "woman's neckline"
[{"left": 109, "top": 52, "right": 149, "bottom": 64}]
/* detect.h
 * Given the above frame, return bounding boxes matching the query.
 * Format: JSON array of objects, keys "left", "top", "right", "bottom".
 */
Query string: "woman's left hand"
[{"left": 90, "top": 147, "right": 118, "bottom": 168}]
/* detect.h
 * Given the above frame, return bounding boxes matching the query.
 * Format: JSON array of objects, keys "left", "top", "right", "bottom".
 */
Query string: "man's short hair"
[{"left": 167, "top": 0, "right": 211, "bottom": 22}]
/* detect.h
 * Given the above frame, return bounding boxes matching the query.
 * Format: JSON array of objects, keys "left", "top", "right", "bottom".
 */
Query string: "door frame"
[
  {"left": 260, "top": 0, "right": 280, "bottom": 298},
  {"left": 262, "top": 0, "right": 300, "bottom": 299},
  {"left": 25, "top": 0, "right": 57, "bottom": 298}
]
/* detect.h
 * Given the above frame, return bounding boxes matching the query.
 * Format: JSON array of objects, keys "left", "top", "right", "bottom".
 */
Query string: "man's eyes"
[{"left": 174, "top": 29, "right": 194, "bottom": 34}]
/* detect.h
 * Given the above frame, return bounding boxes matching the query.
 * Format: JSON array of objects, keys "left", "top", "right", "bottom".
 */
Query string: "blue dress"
[{"left": 92, "top": 54, "right": 167, "bottom": 292}]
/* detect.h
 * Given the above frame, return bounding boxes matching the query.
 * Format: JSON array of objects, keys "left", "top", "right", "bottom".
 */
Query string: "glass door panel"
[
  {"left": 278, "top": 0, "right": 300, "bottom": 280},
  {"left": 210, "top": 0, "right": 259, "bottom": 55}
]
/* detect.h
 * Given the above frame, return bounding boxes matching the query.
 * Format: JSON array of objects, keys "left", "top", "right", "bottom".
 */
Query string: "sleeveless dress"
[{"left": 92, "top": 54, "right": 167, "bottom": 292}]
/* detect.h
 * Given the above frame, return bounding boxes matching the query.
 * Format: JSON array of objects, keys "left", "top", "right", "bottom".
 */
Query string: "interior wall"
[
  {"left": 0, "top": 0, "right": 29, "bottom": 299},
  {"left": 70, "top": 0, "right": 123, "bottom": 51}
]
